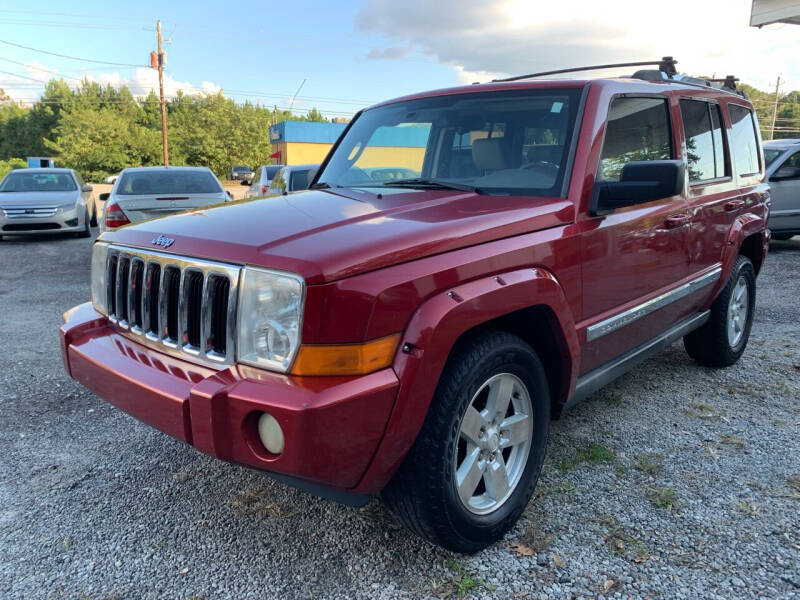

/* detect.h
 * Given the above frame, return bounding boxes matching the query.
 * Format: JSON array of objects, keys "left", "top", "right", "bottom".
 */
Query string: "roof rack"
[{"left": 492, "top": 56, "right": 747, "bottom": 98}]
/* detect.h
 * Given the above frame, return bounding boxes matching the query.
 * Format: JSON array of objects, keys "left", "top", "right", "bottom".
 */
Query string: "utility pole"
[
  {"left": 157, "top": 20, "right": 169, "bottom": 165},
  {"left": 769, "top": 75, "right": 781, "bottom": 141}
]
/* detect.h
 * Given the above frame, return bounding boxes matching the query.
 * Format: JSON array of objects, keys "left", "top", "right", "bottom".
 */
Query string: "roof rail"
[
  {"left": 492, "top": 56, "right": 747, "bottom": 98},
  {"left": 492, "top": 56, "right": 678, "bottom": 83}
]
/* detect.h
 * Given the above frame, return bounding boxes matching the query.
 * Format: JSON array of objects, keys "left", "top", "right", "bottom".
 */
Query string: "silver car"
[
  {"left": 100, "top": 166, "right": 230, "bottom": 231},
  {"left": 263, "top": 164, "right": 319, "bottom": 197},
  {"left": 764, "top": 139, "right": 800, "bottom": 240},
  {"left": 0, "top": 168, "right": 93, "bottom": 240},
  {"left": 243, "top": 165, "right": 285, "bottom": 198}
]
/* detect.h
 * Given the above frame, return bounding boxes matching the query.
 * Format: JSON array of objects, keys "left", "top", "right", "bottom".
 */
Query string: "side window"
[
  {"left": 728, "top": 105, "right": 761, "bottom": 177},
  {"left": 679, "top": 99, "right": 728, "bottom": 182},
  {"left": 598, "top": 97, "right": 672, "bottom": 181},
  {"left": 251, "top": 167, "right": 261, "bottom": 188},
  {"left": 269, "top": 169, "right": 286, "bottom": 193},
  {"left": 782, "top": 151, "right": 800, "bottom": 169},
  {"left": 289, "top": 169, "right": 310, "bottom": 191}
]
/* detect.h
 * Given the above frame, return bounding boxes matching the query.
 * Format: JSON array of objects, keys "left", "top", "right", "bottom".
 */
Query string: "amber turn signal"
[{"left": 291, "top": 334, "right": 402, "bottom": 376}]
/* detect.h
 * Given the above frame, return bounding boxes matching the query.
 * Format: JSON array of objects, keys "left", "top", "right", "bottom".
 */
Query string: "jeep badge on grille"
[{"left": 152, "top": 235, "right": 175, "bottom": 249}]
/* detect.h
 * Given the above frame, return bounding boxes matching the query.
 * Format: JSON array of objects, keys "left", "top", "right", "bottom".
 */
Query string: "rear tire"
[
  {"left": 684, "top": 256, "right": 755, "bottom": 367},
  {"left": 382, "top": 330, "right": 550, "bottom": 553}
]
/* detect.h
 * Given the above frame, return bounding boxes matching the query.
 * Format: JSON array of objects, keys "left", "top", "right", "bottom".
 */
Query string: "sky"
[{"left": 1, "top": 0, "right": 799, "bottom": 119}]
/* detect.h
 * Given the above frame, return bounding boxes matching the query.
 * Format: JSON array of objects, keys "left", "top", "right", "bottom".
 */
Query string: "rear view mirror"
[
  {"left": 98, "top": 193, "right": 110, "bottom": 202},
  {"left": 591, "top": 160, "right": 685, "bottom": 216},
  {"left": 771, "top": 165, "right": 800, "bottom": 181},
  {"left": 81, "top": 184, "right": 93, "bottom": 192}
]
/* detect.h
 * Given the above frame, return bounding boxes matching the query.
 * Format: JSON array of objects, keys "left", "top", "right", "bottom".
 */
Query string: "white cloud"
[
  {"left": 356, "top": 0, "right": 800, "bottom": 90},
  {"left": 93, "top": 67, "right": 221, "bottom": 98}
]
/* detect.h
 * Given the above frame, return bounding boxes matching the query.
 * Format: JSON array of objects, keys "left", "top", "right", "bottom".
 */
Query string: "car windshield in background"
[
  {"left": 317, "top": 88, "right": 582, "bottom": 197},
  {"left": 233, "top": 166, "right": 250, "bottom": 172},
  {"left": 0, "top": 172, "right": 77, "bottom": 192},
  {"left": 764, "top": 148, "right": 784, "bottom": 169},
  {"left": 116, "top": 170, "right": 222, "bottom": 195}
]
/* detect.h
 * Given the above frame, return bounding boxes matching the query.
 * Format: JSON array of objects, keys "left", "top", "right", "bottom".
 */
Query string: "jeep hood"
[{"left": 102, "top": 188, "right": 573, "bottom": 284}]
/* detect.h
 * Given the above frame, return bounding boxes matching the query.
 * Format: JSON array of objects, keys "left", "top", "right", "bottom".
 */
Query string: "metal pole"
[
  {"left": 157, "top": 20, "right": 169, "bottom": 165},
  {"left": 769, "top": 75, "right": 781, "bottom": 141}
]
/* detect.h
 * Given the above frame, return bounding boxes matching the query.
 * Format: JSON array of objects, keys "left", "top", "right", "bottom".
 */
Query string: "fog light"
[{"left": 257, "top": 412, "right": 284, "bottom": 455}]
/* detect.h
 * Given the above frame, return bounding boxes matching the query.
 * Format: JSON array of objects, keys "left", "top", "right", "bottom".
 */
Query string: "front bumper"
[
  {"left": 61, "top": 303, "right": 400, "bottom": 494},
  {"left": 1, "top": 204, "right": 84, "bottom": 235}
]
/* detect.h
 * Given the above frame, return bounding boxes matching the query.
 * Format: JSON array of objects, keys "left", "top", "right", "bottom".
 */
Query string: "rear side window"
[
  {"left": 265, "top": 166, "right": 282, "bottom": 180},
  {"left": 679, "top": 100, "right": 727, "bottom": 182},
  {"left": 289, "top": 169, "right": 310, "bottom": 192},
  {"left": 728, "top": 105, "right": 761, "bottom": 176},
  {"left": 598, "top": 97, "right": 672, "bottom": 181}
]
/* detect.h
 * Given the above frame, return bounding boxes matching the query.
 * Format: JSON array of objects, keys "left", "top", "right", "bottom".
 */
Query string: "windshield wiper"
[
  {"left": 309, "top": 182, "right": 331, "bottom": 189},
  {"left": 382, "top": 178, "right": 485, "bottom": 194}
]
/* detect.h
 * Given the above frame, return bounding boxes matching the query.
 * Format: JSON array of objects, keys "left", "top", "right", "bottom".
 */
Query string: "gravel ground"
[{"left": 1, "top": 231, "right": 798, "bottom": 600}]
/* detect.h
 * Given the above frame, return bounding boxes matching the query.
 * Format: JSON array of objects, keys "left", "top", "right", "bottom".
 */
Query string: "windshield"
[
  {"left": 233, "top": 166, "right": 250, "bottom": 172},
  {"left": 764, "top": 148, "right": 784, "bottom": 169},
  {"left": 0, "top": 171, "right": 77, "bottom": 192},
  {"left": 116, "top": 170, "right": 223, "bottom": 195},
  {"left": 317, "top": 88, "right": 582, "bottom": 196}
]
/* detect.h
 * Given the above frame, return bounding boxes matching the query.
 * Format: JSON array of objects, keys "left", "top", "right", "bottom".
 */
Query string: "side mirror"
[
  {"left": 226, "top": 190, "right": 233, "bottom": 201},
  {"left": 591, "top": 160, "right": 685, "bottom": 216},
  {"left": 771, "top": 165, "right": 800, "bottom": 181},
  {"left": 82, "top": 184, "right": 93, "bottom": 192},
  {"left": 98, "top": 192, "right": 110, "bottom": 202}
]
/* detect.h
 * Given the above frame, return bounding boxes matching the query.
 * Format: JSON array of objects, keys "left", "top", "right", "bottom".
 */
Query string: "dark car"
[
  {"left": 228, "top": 165, "right": 253, "bottom": 181},
  {"left": 62, "top": 58, "right": 768, "bottom": 552},
  {"left": 763, "top": 138, "right": 800, "bottom": 239}
]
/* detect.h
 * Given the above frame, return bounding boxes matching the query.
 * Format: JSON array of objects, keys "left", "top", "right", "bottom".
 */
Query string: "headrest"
[{"left": 472, "top": 137, "right": 507, "bottom": 171}]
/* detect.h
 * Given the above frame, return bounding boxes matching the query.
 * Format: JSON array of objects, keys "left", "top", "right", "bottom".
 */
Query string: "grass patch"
[
  {"left": 534, "top": 481, "right": 576, "bottom": 500},
  {"left": 683, "top": 402, "right": 726, "bottom": 419},
  {"left": 555, "top": 442, "right": 615, "bottom": 472},
  {"left": 231, "top": 488, "right": 296, "bottom": 518},
  {"left": 647, "top": 486, "right": 681, "bottom": 510},
  {"left": 635, "top": 453, "right": 663, "bottom": 476},
  {"left": 437, "top": 559, "right": 490, "bottom": 598},
  {"left": 719, "top": 434, "right": 747, "bottom": 449},
  {"left": 514, "top": 526, "right": 555, "bottom": 554},
  {"left": 734, "top": 499, "right": 763, "bottom": 516},
  {"left": 787, "top": 474, "right": 800, "bottom": 493},
  {"left": 603, "top": 526, "right": 650, "bottom": 563}
]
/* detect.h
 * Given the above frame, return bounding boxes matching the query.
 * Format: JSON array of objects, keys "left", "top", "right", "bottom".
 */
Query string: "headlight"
[
  {"left": 90, "top": 241, "right": 110, "bottom": 316},
  {"left": 237, "top": 267, "right": 305, "bottom": 372}
]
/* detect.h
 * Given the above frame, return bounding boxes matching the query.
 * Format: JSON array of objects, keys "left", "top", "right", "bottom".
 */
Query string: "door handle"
[
  {"left": 724, "top": 199, "right": 745, "bottom": 212},
  {"left": 663, "top": 214, "right": 692, "bottom": 229}
]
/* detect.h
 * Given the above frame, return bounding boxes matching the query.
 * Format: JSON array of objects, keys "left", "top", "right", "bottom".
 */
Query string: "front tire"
[
  {"left": 684, "top": 256, "right": 755, "bottom": 367},
  {"left": 383, "top": 330, "right": 550, "bottom": 553},
  {"left": 77, "top": 207, "right": 91, "bottom": 238}
]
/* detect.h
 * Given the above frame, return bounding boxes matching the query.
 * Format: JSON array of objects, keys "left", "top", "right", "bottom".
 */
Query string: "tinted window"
[
  {"left": 783, "top": 151, "right": 800, "bottom": 168},
  {"left": 0, "top": 171, "right": 77, "bottom": 192},
  {"left": 598, "top": 97, "right": 672, "bottom": 181},
  {"left": 679, "top": 100, "right": 727, "bottom": 181},
  {"left": 289, "top": 170, "right": 311, "bottom": 191},
  {"left": 764, "top": 148, "right": 783, "bottom": 168},
  {"left": 233, "top": 166, "right": 249, "bottom": 172},
  {"left": 265, "top": 166, "right": 282, "bottom": 180},
  {"left": 116, "top": 170, "right": 222, "bottom": 195},
  {"left": 729, "top": 105, "right": 760, "bottom": 176}
]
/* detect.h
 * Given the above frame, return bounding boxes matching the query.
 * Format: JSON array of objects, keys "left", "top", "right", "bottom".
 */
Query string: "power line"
[
  {"left": 0, "top": 19, "right": 151, "bottom": 31},
  {"left": 0, "top": 8, "right": 157, "bottom": 24},
  {"left": 0, "top": 56, "right": 85, "bottom": 82},
  {"left": 0, "top": 38, "right": 144, "bottom": 67}
]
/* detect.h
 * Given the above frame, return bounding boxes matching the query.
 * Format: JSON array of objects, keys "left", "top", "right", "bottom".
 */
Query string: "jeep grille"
[{"left": 105, "top": 245, "right": 240, "bottom": 367}]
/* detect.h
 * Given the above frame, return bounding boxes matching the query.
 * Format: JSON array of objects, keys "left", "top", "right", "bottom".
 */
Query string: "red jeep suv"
[{"left": 61, "top": 59, "right": 769, "bottom": 552}]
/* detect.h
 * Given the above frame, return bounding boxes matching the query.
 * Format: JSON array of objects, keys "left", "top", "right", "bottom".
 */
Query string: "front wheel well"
[{"left": 450, "top": 305, "right": 571, "bottom": 419}]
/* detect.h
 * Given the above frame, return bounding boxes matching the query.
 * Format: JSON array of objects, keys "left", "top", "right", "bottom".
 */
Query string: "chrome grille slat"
[{"left": 104, "top": 245, "right": 240, "bottom": 367}]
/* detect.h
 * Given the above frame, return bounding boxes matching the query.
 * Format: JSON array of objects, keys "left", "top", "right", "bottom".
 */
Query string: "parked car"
[
  {"left": 61, "top": 60, "right": 769, "bottom": 553},
  {"left": 98, "top": 166, "right": 230, "bottom": 231},
  {"left": 102, "top": 174, "right": 119, "bottom": 185},
  {"left": 243, "top": 164, "right": 285, "bottom": 198},
  {"left": 0, "top": 168, "right": 93, "bottom": 240},
  {"left": 362, "top": 167, "right": 420, "bottom": 182},
  {"left": 763, "top": 138, "right": 800, "bottom": 240},
  {"left": 262, "top": 164, "right": 319, "bottom": 196},
  {"left": 229, "top": 165, "right": 253, "bottom": 181}
]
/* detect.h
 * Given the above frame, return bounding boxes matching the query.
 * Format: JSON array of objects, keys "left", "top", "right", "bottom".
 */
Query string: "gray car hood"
[{"left": 0, "top": 191, "right": 79, "bottom": 205}]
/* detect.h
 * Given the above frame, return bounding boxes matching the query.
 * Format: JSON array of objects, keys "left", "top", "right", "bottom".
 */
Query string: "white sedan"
[{"left": 99, "top": 166, "right": 231, "bottom": 231}]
